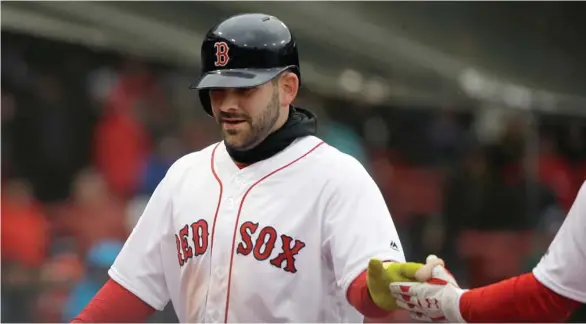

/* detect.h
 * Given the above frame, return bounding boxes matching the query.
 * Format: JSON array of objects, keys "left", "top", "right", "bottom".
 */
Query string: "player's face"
[{"left": 210, "top": 80, "right": 282, "bottom": 151}]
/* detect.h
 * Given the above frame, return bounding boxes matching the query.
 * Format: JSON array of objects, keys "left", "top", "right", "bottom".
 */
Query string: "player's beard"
[{"left": 222, "top": 87, "right": 281, "bottom": 151}]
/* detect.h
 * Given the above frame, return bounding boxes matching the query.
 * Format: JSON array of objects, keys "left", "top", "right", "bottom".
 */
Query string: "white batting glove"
[{"left": 389, "top": 259, "right": 467, "bottom": 323}]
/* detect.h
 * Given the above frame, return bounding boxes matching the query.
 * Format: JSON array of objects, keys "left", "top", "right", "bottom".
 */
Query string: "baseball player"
[
  {"left": 71, "top": 13, "right": 427, "bottom": 323},
  {"left": 390, "top": 180, "right": 586, "bottom": 322}
]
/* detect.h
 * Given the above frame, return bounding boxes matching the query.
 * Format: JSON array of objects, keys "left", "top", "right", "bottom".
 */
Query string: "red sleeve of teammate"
[
  {"left": 347, "top": 270, "right": 393, "bottom": 318},
  {"left": 459, "top": 272, "right": 581, "bottom": 322},
  {"left": 70, "top": 279, "right": 155, "bottom": 323}
]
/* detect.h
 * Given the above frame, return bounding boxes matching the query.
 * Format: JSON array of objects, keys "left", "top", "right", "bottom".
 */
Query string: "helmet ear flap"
[{"left": 198, "top": 89, "right": 213, "bottom": 116}]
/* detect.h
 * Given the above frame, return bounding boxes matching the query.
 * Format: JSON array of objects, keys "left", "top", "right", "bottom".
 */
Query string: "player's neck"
[
  {"left": 226, "top": 106, "right": 317, "bottom": 165},
  {"left": 271, "top": 105, "right": 290, "bottom": 134}
]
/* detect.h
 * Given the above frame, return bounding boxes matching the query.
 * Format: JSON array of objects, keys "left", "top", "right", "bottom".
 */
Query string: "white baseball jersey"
[
  {"left": 533, "top": 180, "right": 586, "bottom": 303},
  {"left": 109, "top": 135, "right": 405, "bottom": 323}
]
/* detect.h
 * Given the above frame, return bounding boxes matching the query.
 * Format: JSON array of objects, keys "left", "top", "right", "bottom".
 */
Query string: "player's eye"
[
  {"left": 236, "top": 87, "right": 256, "bottom": 96},
  {"left": 209, "top": 89, "right": 227, "bottom": 101}
]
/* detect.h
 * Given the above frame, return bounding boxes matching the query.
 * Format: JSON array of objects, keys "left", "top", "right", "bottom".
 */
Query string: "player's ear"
[{"left": 278, "top": 72, "right": 299, "bottom": 106}]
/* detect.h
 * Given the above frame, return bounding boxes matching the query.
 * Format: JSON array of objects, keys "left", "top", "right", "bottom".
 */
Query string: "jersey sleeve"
[
  {"left": 108, "top": 171, "right": 175, "bottom": 311},
  {"left": 533, "top": 180, "right": 586, "bottom": 303},
  {"left": 322, "top": 154, "right": 406, "bottom": 295}
]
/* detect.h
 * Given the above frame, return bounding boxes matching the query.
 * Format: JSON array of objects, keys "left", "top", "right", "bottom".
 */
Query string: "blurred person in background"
[
  {"left": 34, "top": 239, "right": 84, "bottom": 323},
  {"left": 563, "top": 123, "right": 586, "bottom": 180},
  {"left": 441, "top": 146, "right": 491, "bottom": 251},
  {"left": 62, "top": 240, "right": 124, "bottom": 322},
  {"left": 179, "top": 118, "right": 221, "bottom": 152},
  {"left": 87, "top": 65, "right": 119, "bottom": 110},
  {"left": 534, "top": 133, "right": 575, "bottom": 212},
  {"left": 138, "top": 135, "right": 185, "bottom": 196},
  {"left": 491, "top": 113, "right": 527, "bottom": 170},
  {"left": 522, "top": 205, "right": 565, "bottom": 272},
  {"left": 93, "top": 95, "right": 151, "bottom": 199},
  {"left": 93, "top": 59, "right": 165, "bottom": 199},
  {"left": 406, "top": 213, "right": 446, "bottom": 267},
  {"left": 321, "top": 120, "right": 370, "bottom": 169},
  {"left": 427, "top": 108, "right": 468, "bottom": 168},
  {"left": 501, "top": 132, "right": 573, "bottom": 210},
  {"left": 29, "top": 73, "right": 78, "bottom": 202},
  {"left": 441, "top": 145, "right": 533, "bottom": 287},
  {"left": 54, "top": 168, "right": 128, "bottom": 257},
  {"left": 2, "top": 88, "right": 18, "bottom": 180},
  {"left": 1, "top": 178, "right": 50, "bottom": 322},
  {"left": 564, "top": 123, "right": 586, "bottom": 193}
]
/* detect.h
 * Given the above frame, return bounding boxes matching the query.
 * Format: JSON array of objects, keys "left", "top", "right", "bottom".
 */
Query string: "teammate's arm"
[
  {"left": 459, "top": 179, "right": 586, "bottom": 322},
  {"left": 322, "top": 155, "right": 407, "bottom": 318},
  {"left": 459, "top": 272, "right": 581, "bottom": 322},
  {"left": 392, "top": 262, "right": 582, "bottom": 322},
  {"left": 391, "top": 180, "right": 586, "bottom": 322},
  {"left": 71, "top": 170, "right": 179, "bottom": 322}
]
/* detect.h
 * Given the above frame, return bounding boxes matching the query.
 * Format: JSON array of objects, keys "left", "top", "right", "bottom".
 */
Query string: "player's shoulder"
[
  {"left": 308, "top": 136, "right": 372, "bottom": 182},
  {"left": 577, "top": 180, "right": 586, "bottom": 201},
  {"left": 572, "top": 180, "right": 586, "bottom": 216},
  {"left": 164, "top": 141, "right": 220, "bottom": 183}
]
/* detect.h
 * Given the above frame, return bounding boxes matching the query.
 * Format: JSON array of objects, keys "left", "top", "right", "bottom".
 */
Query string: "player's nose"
[{"left": 211, "top": 88, "right": 240, "bottom": 112}]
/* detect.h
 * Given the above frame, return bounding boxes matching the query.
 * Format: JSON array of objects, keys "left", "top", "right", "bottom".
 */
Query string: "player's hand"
[
  {"left": 389, "top": 255, "right": 467, "bottom": 322},
  {"left": 366, "top": 258, "right": 426, "bottom": 311}
]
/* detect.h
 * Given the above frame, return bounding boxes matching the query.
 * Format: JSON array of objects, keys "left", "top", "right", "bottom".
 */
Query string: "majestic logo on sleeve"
[
  {"left": 213, "top": 41, "right": 230, "bottom": 67},
  {"left": 174, "top": 220, "right": 306, "bottom": 273},
  {"left": 390, "top": 240, "right": 400, "bottom": 252}
]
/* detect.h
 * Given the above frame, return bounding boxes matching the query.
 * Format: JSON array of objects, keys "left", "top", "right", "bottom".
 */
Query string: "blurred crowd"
[{"left": 2, "top": 32, "right": 586, "bottom": 323}]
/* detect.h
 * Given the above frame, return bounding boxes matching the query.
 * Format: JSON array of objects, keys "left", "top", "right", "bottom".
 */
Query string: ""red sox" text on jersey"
[{"left": 174, "top": 220, "right": 306, "bottom": 273}]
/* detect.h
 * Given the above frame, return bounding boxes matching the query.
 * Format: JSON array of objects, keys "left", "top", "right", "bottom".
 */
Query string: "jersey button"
[{"left": 227, "top": 197, "right": 234, "bottom": 206}]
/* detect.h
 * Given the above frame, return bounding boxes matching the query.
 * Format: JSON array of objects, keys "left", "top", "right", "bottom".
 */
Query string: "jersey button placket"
[
  {"left": 233, "top": 175, "right": 249, "bottom": 190},
  {"left": 212, "top": 182, "right": 241, "bottom": 323},
  {"left": 226, "top": 176, "right": 247, "bottom": 211}
]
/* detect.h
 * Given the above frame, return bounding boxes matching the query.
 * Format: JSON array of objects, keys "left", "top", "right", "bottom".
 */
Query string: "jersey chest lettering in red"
[
  {"left": 174, "top": 220, "right": 306, "bottom": 273},
  {"left": 175, "top": 220, "right": 210, "bottom": 266},
  {"left": 236, "top": 221, "right": 306, "bottom": 273}
]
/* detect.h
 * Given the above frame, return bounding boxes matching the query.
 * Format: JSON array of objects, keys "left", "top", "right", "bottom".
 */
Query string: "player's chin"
[{"left": 223, "top": 132, "right": 256, "bottom": 151}]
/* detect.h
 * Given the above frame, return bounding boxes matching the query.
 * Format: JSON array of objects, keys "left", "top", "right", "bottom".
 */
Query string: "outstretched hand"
[
  {"left": 366, "top": 258, "right": 424, "bottom": 310},
  {"left": 414, "top": 255, "right": 446, "bottom": 282},
  {"left": 389, "top": 255, "right": 466, "bottom": 323}
]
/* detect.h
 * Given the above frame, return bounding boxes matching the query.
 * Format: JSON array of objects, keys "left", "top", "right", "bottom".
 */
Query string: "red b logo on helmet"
[{"left": 214, "top": 42, "right": 230, "bottom": 67}]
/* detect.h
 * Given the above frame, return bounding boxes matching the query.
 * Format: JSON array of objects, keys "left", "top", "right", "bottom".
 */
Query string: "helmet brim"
[{"left": 190, "top": 67, "right": 290, "bottom": 90}]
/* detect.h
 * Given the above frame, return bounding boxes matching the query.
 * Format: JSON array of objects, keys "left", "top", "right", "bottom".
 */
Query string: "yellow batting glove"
[{"left": 366, "top": 258, "right": 424, "bottom": 311}]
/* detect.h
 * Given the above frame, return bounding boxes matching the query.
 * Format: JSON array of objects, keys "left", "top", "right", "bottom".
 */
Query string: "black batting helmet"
[{"left": 190, "top": 13, "right": 301, "bottom": 116}]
